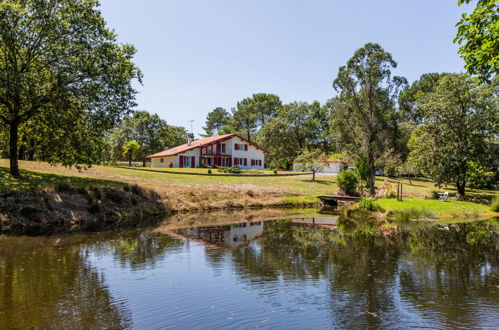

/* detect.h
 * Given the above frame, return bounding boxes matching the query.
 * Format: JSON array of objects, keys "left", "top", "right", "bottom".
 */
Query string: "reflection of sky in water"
[{"left": 1, "top": 219, "right": 498, "bottom": 329}]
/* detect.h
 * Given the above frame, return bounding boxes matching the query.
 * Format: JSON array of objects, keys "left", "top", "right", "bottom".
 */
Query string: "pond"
[{"left": 0, "top": 210, "right": 498, "bottom": 329}]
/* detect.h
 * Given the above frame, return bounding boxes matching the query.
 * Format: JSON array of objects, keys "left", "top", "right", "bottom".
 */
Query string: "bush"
[
  {"left": 491, "top": 198, "right": 499, "bottom": 212},
  {"left": 358, "top": 197, "right": 382, "bottom": 211},
  {"left": 208, "top": 169, "right": 212, "bottom": 174},
  {"left": 336, "top": 170, "right": 359, "bottom": 196},
  {"left": 217, "top": 166, "right": 242, "bottom": 174},
  {"left": 273, "top": 169, "right": 278, "bottom": 175},
  {"left": 431, "top": 191, "right": 441, "bottom": 200}
]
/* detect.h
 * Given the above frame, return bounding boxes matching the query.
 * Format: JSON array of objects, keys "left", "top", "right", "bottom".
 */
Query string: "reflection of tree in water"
[
  {"left": 87, "top": 230, "right": 184, "bottom": 270},
  {"left": 203, "top": 219, "right": 498, "bottom": 328},
  {"left": 0, "top": 237, "right": 132, "bottom": 329},
  {"left": 399, "top": 220, "right": 498, "bottom": 326}
]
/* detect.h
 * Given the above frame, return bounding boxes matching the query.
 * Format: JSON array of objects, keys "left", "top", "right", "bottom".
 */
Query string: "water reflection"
[{"left": 0, "top": 217, "right": 497, "bottom": 329}]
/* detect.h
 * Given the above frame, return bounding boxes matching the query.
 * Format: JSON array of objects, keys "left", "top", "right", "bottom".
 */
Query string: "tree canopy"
[
  {"left": 455, "top": 0, "right": 499, "bottom": 83},
  {"left": 0, "top": 0, "right": 141, "bottom": 176},
  {"left": 407, "top": 73, "right": 498, "bottom": 195},
  {"left": 202, "top": 107, "right": 231, "bottom": 137},
  {"left": 330, "top": 43, "right": 407, "bottom": 195}
]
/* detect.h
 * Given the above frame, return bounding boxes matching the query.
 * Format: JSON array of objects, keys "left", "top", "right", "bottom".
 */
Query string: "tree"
[
  {"left": 331, "top": 43, "right": 407, "bottom": 196},
  {"left": 294, "top": 150, "right": 329, "bottom": 181},
  {"left": 233, "top": 93, "right": 282, "bottom": 141},
  {"left": 408, "top": 74, "right": 498, "bottom": 195},
  {"left": 0, "top": 0, "right": 141, "bottom": 176},
  {"left": 399, "top": 73, "right": 449, "bottom": 124},
  {"left": 109, "top": 111, "right": 188, "bottom": 165},
  {"left": 122, "top": 141, "right": 140, "bottom": 166},
  {"left": 258, "top": 101, "right": 331, "bottom": 169},
  {"left": 455, "top": 0, "right": 499, "bottom": 83},
  {"left": 202, "top": 107, "right": 231, "bottom": 137}
]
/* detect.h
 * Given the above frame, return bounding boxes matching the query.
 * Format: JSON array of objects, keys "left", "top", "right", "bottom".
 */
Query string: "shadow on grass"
[{"left": 0, "top": 166, "right": 125, "bottom": 193}]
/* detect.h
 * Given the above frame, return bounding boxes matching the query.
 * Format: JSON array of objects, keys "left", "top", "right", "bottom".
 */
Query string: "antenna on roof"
[{"left": 188, "top": 120, "right": 194, "bottom": 136}]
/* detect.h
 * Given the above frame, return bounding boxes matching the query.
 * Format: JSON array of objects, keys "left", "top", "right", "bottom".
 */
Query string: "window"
[
  {"left": 221, "top": 144, "right": 226, "bottom": 153},
  {"left": 234, "top": 143, "right": 239, "bottom": 150},
  {"left": 244, "top": 144, "right": 248, "bottom": 151},
  {"left": 244, "top": 158, "right": 247, "bottom": 166},
  {"left": 181, "top": 156, "right": 191, "bottom": 168}
]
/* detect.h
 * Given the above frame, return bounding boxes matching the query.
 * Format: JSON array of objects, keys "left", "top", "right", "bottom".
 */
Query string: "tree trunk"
[
  {"left": 312, "top": 171, "right": 315, "bottom": 181},
  {"left": 456, "top": 179, "right": 466, "bottom": 196},
  {"left": 142, "top": 159, "right": 146, "bottom": 167},
  {"left": 128, "top": 154, "right": 132, "bottom": 166},
  {"left": 9, "top": 120, "right": 20, "bottom": 177}
]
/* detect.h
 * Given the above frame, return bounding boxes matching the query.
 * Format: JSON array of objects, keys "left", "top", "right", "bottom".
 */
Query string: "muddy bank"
[
  {"left": 0, "top": 185, "right": 320, "bottom": 236},
  {"left": 0, "top": 185, "right": 169, "bottom": 236}
]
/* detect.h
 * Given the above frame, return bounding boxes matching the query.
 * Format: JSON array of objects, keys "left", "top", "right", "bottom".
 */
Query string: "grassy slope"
[
  {"left": 1, "top": 160, "right": 497, "bottom": 214},
  {"left": 376, "top": 198, "right": 493, "bottom": 218}
]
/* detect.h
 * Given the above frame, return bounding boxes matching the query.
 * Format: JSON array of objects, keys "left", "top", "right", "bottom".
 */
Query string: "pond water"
[{"left": 0, "top": 211, "right": 498, "bottom": 329}]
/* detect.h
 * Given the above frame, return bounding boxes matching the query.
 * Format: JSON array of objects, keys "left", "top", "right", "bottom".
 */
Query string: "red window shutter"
[
  {"left": 251, "top": 159, "right": 254, "bottom": 166},
  {"left": 234, "top": 157, "right": 238, "bottom": 165},
  {"left": 179, "top": 156, "right": 184, "bottom": 168},
  {"left": 235, "top": 144, "right": 239, "bottom": 150},
  {"left": 229, "top": 158, "right": 232, "bottom": 166},
  {"left": 244, "top": 144, "right": 248, "bottom": 151},
  {"left": 244, "top": 158, "right": 247, "bottom": 166},
  {"left": 191, "top": 156, "right": 195, "bottom": 168}
]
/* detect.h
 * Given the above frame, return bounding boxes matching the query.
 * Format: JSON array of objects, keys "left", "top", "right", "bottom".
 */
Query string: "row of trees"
[
  {"left": 202, "top": 42, "right": 498, "bottom": 195},
  {"left": 1, "top": 0, "right": 497, "bottom": 197}
]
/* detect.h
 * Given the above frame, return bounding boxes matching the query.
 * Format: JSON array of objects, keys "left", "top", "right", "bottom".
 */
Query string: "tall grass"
[{"left": 392, "top": 208, "right": 436, "bottom": 221}]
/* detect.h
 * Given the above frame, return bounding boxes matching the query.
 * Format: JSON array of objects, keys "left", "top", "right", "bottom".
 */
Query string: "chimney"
[{"left": 187, "top": 137, "right": 192, "bottom": 146}]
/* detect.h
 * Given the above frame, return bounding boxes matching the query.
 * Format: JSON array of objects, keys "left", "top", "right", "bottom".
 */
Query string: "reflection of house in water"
[{"left": 177, "top": 221, "right": 264, "bottom": 247}]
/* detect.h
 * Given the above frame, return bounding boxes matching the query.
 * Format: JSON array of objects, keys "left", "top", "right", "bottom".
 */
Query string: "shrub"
[
  {"left": 491, "top": 198, "right": 499, "bottom": 212},
  {"left": 431, "top": 191, "right": 441, "bottom": 200},
  {"left": 208, "top": 169, "right": 212, "bottom": 174},
  {"left": 217, "top": 166, "right": 242, "bottom": 174},
  {"left": 375, "top": 180, "right": 397, "bottom": 198},
  {"left": 358, "top": 197, "right": 382, "bottom": 211},
  {"left": 273, "top": 169, "right": 278, "bottom": 175},
  {"left": 336, "top": 170, "right": 359, "bottom": 196}
]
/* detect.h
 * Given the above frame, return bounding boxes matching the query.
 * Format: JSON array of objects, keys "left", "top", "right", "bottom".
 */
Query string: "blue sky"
[{"left": 99, "top": 0, "right": 468, "bottom": 136}]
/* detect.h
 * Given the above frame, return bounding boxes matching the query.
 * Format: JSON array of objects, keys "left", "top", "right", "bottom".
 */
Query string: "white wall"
[
  {"left": 230, "top": 136, "right": 265, "bottom": 169},
  {"left": 150, "top": 136, "right": 265, "bottom": 169},
  {"left": 293, "top": 162, "right": 346, "bottom": 174}
]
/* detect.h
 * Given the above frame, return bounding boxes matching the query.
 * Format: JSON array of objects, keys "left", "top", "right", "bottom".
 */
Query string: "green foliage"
[
  {"left": 331, "top": 43, "right": 407, "bottom": 195},
  {"left": 336, "top": 170, "right": 359, "bottom": 195},
  {"left": 202, "top": 107, "right": 231, "bottom": 137},
  {"left": 294, "top": 149, "right": 329, "bottom": 181},
  {"left": 408, "top": 74, "right": 498, "bottom": 195},
  {"left": 490, "top": 198, "right": 499, "bottom": 212},
  {"left": 431, "top": 191, "right": 441, "bottom": 200},
  {"left": 258, "top": 101, "right": 331, "bottom": 169},
  {"left": 233, "top": 93, "right": 282, "bottom": 141},
  {"left": 122, "top": 141, "right": 140, "bottom": 164},
  {"left": 455, "top": 0, "right": 499, "bottom": 83},
  {"left": 358, "top": 197, "right": 382, "bottom": 211},
  {"left": 207, "top": 169, "right": 212, "bottom": 174},
  {"left": 0, "top": 0, "right": 142, "bottom": 176},
  {"left": 217, "top": 166, "right": 242, "bottom": 174},
  {"left": 108, "top": 111, "right": 187, "bottom": 164},
  {"left": 466, "top": 161, "right": 496, "bottom": 189}
]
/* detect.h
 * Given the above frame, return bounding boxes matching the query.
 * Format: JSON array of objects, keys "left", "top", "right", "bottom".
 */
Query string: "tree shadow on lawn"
[
  {"left": 299, "top": 179, "right": 333, "bottom": 185},
  {"left": 0, "top": 166, "right": 124, "bottom": 193}
]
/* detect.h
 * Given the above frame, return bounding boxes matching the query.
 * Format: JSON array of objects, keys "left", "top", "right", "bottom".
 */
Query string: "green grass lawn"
[
  {"left": 1, "top": 160, "right": 497, "bottom": 214},
  {"left": 377, "top": 198, "right": 492, "bottom": 218}
]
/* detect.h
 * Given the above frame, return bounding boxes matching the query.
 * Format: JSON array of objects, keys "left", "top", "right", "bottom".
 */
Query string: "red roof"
[{"left": 146, "top": 134, "right": 268, "bottom": 159}]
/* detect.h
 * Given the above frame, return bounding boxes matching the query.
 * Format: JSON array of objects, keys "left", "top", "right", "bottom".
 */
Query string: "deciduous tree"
[
  {"left": 331, "top": 43, "right": 407, "bottom": 195},
  {"left": 455, "top": 0, "right": 499, "bottom": 83},
  {"left": 122, "top": 141, "right": 140, "bottom": 166},
  {"left": 0, "top": 0, "right": 141, "bottom": 176},
  {"left": 408, "top": 73, "right": 498, "bottom": 195}
]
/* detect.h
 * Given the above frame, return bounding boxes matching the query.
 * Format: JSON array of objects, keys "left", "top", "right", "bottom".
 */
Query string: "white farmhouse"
[{"left": 146, "top": 134, "right": 267, "bottom": 169}]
